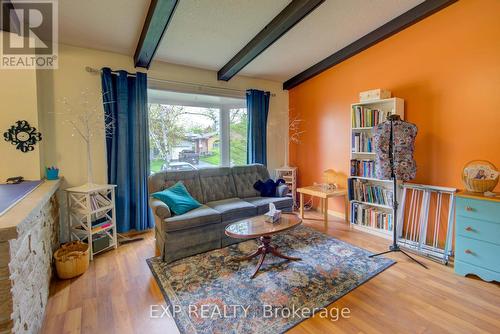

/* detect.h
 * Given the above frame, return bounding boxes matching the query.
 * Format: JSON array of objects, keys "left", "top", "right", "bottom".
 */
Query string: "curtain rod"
[{"left": 85, "top": 66, "right": 276, "bottom": 97}]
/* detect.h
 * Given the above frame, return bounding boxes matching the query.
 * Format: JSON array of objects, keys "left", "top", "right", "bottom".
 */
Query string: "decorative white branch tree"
[
  {"left": 283, "top": 115, "right": 305, "bottom": 167},
  {"left": 57, "top": 89, "right": 114, "bottom": 185}
]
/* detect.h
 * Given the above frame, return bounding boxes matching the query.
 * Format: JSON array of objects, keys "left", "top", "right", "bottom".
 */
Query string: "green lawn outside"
[
  {"left": 200, "top": 152, "right": 220, "bottom": 165},
  {"left": 150, "top": 120, "right": 247, "bottom": 171},
  {"left": 151, "top": 159, "right": 163, "bottom": 173},
  {"left": 199, "top": 140, "right": 247, "bottom": 166},
  {"left": 230, "top": 139, "right": 247, "bottom": 165}
]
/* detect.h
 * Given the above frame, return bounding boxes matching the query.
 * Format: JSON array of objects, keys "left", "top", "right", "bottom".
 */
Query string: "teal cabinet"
[{"left": 455, "top": 194, "right": 500, "bottom": 282}]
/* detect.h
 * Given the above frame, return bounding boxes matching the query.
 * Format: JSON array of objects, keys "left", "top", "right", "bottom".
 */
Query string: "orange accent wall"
[{"left": 289, "top": 0, "right": 500, "bottom": 216}]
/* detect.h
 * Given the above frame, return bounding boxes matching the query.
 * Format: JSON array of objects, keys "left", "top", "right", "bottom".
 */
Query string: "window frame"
[{"left": 147, "top": 89, "right": 247, "bottom": 171}]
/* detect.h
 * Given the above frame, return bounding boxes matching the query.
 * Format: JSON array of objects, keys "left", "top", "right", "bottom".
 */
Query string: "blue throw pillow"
[{"left": 152, "top": 182, "right": 201, "bottom": 215}]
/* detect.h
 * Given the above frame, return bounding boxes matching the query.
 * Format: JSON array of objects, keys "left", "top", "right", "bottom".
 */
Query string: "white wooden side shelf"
[
  {"left": 66, "top": 184, "right": 117, "bottom": 260},
  {"left": 276, "top": 167, "right": 298, "bottom": 209}
]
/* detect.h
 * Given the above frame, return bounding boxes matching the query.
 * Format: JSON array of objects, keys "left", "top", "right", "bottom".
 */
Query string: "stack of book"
[
  {"left": 91, "top": 220, "right": 113, "bottom": 233},
  {"left": 73, "top": 217, "right": 112, "bottom": 234},
  {"left": 352, "top": 202, "right": 393, "bottom": 231},
  {"left": 350, "top": 159, "right": 375, "bottom": 178},
  {"left": 352, "top": 132, "right": 373, "bottom": 153},
  {"left": 352, "top": 106, "right": 391, "bottom": 128},
  {"left": 90, "top": 193, "right": 111, "bottom": 210},
  {"left": 350, "top": 178, "right": 393, "bottom": 206}
]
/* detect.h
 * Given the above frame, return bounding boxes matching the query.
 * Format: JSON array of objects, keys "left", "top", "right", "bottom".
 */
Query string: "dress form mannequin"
[
  {"left": 369, "top": 114, "right": 427, "bottom": 269},
  {"left": 373, "top": 114, "right": 417, "bottom": 181}
]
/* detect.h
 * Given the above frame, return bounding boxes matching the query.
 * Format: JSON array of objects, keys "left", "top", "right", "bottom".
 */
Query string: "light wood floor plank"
[
  {"left": 41, "top": 212, "right": 500, "bottom": 334},
  {"left": 62, "top": 307, "right": 81, "bottom": 334}
]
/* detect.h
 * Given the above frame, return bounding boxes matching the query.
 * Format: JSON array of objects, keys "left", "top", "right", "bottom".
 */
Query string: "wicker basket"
[
  {"left": 54, "top": 241, "right": 89, "bottom": 279},
  {"left": 462, "top": 160, "right": 499, "bottom": 193}
]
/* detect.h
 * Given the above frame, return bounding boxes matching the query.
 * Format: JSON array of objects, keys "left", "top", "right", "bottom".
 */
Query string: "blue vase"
[{"left": 46, "top": 168, "right": 59, "bottom": 180}]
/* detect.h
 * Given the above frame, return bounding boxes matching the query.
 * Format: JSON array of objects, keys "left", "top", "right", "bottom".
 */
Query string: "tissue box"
[
  {"left": 359, "top": 89, "right": 391, "bottom": 102},
  {"left": 265, "top": 210, "right": 281, "bottom": 223}
]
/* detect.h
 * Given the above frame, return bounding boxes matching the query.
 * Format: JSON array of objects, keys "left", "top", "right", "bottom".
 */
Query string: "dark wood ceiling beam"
[
  {"left": 283, "top": 0, "right": 458, "bottom": 90},
  {"left": 217, "top": 0, "right": 325, "bottom": 81},
  {"left": 134, "top": 0, "right": 178, "bottom": 69}
]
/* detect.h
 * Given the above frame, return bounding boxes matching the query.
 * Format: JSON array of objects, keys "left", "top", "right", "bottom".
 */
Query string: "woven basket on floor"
[
  {"left": 462, "top": 160, "right": 499, "bottom": 193},
  {"left": 54, "top": 241, "right": 89, "bottom": 279}
]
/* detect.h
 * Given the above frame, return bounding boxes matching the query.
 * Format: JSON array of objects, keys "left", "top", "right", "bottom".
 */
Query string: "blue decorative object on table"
[{"left": 45, "top": 167, "right": 59, "bottom": 180}]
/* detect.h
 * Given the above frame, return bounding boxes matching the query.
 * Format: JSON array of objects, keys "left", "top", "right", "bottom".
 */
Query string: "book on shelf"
[
  {"left": 352, "top": 202, "right": 393, "bottom": 231},
  {"left": 350, "top": 159, "right": 375, "bottom": 178},
  {"left": 352, "top": 106, "right": 391, "bottom": 128},
  {"left": 89, "top": 193, "right": 111, "bottom": 211},
  {"left": 352, "top": 132, "right": 373, "bottom": 153},
  {"left": 349, "top": 178, "right": 393, "bottom": 206},
  {"left": 91, "top": 222, "right": 113, "bottom": 233},
  {"left": 72, "top": 219, "right": 113, "bottom": 234}
]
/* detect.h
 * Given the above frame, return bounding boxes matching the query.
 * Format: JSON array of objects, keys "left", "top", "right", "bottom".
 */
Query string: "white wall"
[
  {"left": 0, "top": 32, "right": 41, "bottom": 181},
  {"left": 38, "top": 44, "right": 289, "bottom": 188}
]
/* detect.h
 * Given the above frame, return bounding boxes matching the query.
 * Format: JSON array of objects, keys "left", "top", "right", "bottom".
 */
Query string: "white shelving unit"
[
  {"left": 66, "top": 184, "right": 117, "bottom": 260},
  {"left": 348, "top": 97, "right": 404, "bottom": 239},
  {"left": 275, "top": 167, "right": 298, "bottom": 209}
]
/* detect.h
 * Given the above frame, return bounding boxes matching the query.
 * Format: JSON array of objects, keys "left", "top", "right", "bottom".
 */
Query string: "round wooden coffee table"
[{"left": 225, "top": 213, "right": 302, "bottom": 278}]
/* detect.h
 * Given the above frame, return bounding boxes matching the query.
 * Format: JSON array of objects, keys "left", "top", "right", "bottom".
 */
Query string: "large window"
[{"left": 148, "top": 90, "right": 247, "bottom": 173}]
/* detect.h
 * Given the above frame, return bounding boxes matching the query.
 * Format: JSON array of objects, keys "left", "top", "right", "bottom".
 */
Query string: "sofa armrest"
[
  {"left": 276, "top": 184, "right": 289, "bottom": 197},
  {"left": 150, "top": 198, "right": 172, "bottom": 220}
]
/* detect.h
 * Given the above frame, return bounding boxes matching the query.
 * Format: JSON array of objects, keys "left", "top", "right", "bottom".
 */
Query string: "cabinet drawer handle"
[
  {"left": 465, "top": 206, "right": 474, "bottom": 212},
  {"left": 465, "top": 226, "right": 474, "bottom": 232},
  {"left": 464, "top": 249, "right": 473, "bottom": 254}
]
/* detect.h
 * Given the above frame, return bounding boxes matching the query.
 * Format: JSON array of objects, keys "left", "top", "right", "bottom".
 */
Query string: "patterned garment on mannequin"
[{"left": 373, "top": 120, "right": 417, "bottom": 181}]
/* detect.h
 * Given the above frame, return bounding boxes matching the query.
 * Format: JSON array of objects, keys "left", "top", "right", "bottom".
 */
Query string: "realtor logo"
[{"left": 1, "top": 0, "right": 58, "bottom": 69}]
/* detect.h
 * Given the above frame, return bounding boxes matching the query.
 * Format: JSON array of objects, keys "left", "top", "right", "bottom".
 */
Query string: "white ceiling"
[
  {"left": 154, "top": 0, "right": 291, "bottom": 71},
  {"left": 241, "top": 0, "right": 424, "bottom": 81},
  {"left": 59, "top": 0, "right": 149, "bottom": 55},
  {"left": 58, "top": 0, "right": 425, "bottom": 83}
]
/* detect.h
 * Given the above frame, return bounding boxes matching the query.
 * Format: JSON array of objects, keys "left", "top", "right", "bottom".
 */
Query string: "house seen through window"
[{"left": 148, "top": 90, "right": 247, "bottom": 173}]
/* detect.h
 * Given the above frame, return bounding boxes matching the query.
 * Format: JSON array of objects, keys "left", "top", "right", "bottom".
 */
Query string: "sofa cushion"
[
  {"left": 163, "top": 205, "right": 221, "bottom": 232},
  {"left": 149, "top": 170, "right": 205, "bottom": 203},
  {"left": 243, "top": 196, "right": 293, "bottom": 214},
  {"left": 199, "top": 167, "right": 237, "bottom": 203},
  {"left": 232, "top": 164, "right": 270, "bottom": 198},
  {"left": 206, "top": 198, "right": 257, "bottom": 221}
]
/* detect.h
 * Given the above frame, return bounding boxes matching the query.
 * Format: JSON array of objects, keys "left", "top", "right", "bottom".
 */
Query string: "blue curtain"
[
  {"left": 246, "top": 89, "right": 270, "bottom": 165},
  {"left": 101, "top": 68, "right": 153, "bottom": 232}
]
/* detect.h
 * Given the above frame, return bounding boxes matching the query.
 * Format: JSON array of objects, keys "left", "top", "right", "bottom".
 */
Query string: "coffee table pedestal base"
[{"left": 234, "top": 236, "right": 301, "bottom": 279}]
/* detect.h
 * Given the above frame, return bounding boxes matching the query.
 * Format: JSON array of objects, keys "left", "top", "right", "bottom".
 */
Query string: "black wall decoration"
[{"left": 3, "top": 120, "right": 42, "bottom": 153}]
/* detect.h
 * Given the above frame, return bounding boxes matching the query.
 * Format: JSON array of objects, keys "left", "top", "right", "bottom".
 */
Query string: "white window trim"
[
  {"left": 148, "top": 90, "right": 246, "bottom": 168},
  {"left": 219, "top": 107, "right": 231, "bottom": 167}
]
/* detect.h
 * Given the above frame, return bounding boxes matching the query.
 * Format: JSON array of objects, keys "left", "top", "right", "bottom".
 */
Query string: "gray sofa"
[{"left": 148, "top": 164, "right": 293, "bottom": 263}]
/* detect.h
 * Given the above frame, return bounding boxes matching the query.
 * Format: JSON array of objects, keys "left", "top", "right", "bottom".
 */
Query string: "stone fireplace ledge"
[
  {"left": 0, "top": 179, "right": 61, "bottom": 334},
  {"left": 0, "top": 180, "right": 61, "bottom": 242}
]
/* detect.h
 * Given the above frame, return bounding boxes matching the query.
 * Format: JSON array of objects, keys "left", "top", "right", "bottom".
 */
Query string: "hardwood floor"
[{"left": 41, "top": 212, "right": 500, "bottom": 334}]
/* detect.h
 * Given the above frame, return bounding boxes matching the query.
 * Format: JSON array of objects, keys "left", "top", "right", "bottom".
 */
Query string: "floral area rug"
[{"left": 147, "top": 225, "right": 394, "bottom": 334}]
